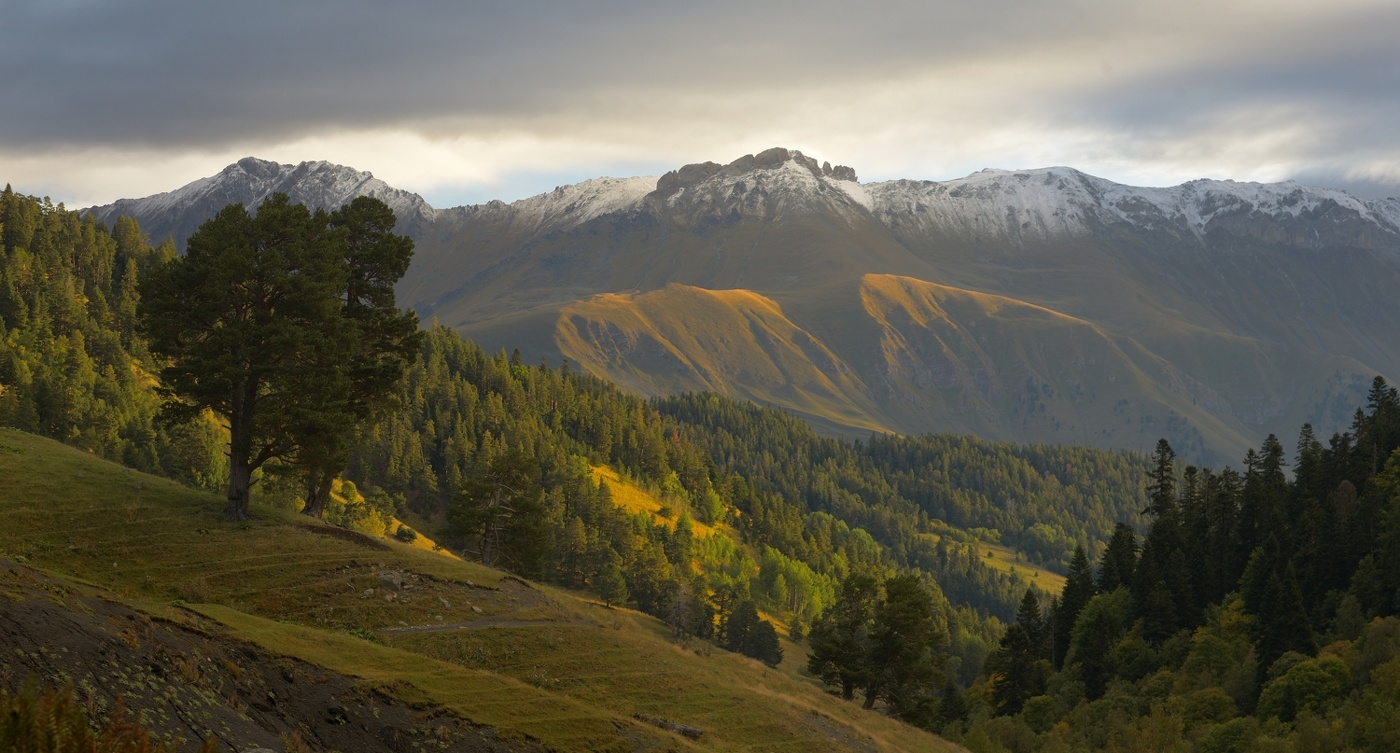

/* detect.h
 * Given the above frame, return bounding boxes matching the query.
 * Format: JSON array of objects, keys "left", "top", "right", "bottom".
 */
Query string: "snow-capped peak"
[
  {"left": 866, "top": 167, "right": 1400, "bottom": 243},
  {"left": 83, "top": 158, "right": 436, "bottom": 249}
]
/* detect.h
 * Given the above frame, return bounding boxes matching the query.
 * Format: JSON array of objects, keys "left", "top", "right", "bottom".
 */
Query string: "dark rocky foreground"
[{"left": 0, "top": 559, "right": 544, "bottom": 753}]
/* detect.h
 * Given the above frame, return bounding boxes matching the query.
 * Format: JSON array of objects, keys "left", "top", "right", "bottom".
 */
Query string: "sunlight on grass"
[{"left": 0, "top": 428, "right": 963, "bottom": 752}]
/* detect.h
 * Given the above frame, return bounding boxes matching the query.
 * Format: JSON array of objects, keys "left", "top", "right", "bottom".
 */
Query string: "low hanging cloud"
[{"left": 4, "top": 0, "right": 1398, "bottom": 205}]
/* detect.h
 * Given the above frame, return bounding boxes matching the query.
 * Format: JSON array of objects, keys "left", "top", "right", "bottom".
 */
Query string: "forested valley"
[{"left": 6, "top": 186, "right": 1400, "bottom": 751}]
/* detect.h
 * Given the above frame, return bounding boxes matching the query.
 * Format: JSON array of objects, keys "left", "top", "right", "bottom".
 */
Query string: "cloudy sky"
[{"left": 5, "top": 0, "right": 1398, "bottom": 209}]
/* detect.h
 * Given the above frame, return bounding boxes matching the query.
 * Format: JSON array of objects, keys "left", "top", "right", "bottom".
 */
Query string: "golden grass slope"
[
  {"left": 556, "top": 283, "right": 889, "bottom": 434},
  {"left": 589, "top": 465, "right": 722, "bottom": 539},
  {"left": 0, "top": 427, "right": 962, "bottom": 753},
  {"left": 552, "top": 273, "right": 1268, "bottom": 462}
]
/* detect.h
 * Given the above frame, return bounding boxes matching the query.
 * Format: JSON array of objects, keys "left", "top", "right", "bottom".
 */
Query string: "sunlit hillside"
[{"left": 0, "top": 427, "right": 963, "bottom": 752}]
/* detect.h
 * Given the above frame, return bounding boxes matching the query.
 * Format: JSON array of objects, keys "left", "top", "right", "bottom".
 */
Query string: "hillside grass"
[
  {"left": 978, "top": 541, "right": 1066, "bottom": 593},
  {"left": 0, "top": 427, "right": 961, "bottom": 753},
  {"left": 589, "top": 465, "right": 723, "bottom": 539}
]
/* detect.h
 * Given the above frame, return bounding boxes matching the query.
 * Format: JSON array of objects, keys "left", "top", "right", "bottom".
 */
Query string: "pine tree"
[
  {"left": 297, "top": 197, "right": 421, "bottom": 518},
  {"left": 863, "top": 574, "right": 947, "bottom": 721},
  {"left": 989, "top": 589, "right": 1050, "bottom": 715},
  {"left": 1054, "top": 545, "right": 1095, "bottom": 668},
  {"left": 448, "top": 450, "right": 544, "bottom": 570},
  {"left": 807, "top": 572, "right": 880, "bottom": 701},
  {"left": 595, "top": 548, "right": 628, "bottom": 606},
  {"left": 1096, "top": 523, "right": 1138, "bottom": 593},
  {"left": 141, "top": 194, "right": 348, "bottom": 520}
]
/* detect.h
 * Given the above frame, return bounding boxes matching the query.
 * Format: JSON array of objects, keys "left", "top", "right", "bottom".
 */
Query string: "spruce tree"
[
  {"left": 1054, "top": 545, "right": 1095, "bottom": 668},
  {"left": 1145, "top": 439, "right": 1177, "bottom": 518},
  {"left": 989, "top": 589, "right": 1050, "bottom": 715},
  {"left": 1096, "top": 523, "right": 1138, "bottom": 593}
]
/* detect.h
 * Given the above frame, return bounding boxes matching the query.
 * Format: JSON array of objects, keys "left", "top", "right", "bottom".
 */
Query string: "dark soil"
[{"left": 0, "top": 559, "right": 545, "bottom": 753}]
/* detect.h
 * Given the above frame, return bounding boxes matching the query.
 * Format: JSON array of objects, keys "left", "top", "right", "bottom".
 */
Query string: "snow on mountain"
[
  {"left": 84, "top": 157, "right": 435, "bottom": 249},
  {"left": 437, "top": 176, "right": 657, "bottom": 237},
  {"left": 1374, "top": 196, "right": 1400, "bottom": 230},
  {"left": 866, "top": 166, "right": 1400, "bottom": 243},
  {"left": 650, "top": 147, "right": 869, "bottom": 223},
  {"left": 84, "top": 149, "right": 1400, "bottom": 255}
]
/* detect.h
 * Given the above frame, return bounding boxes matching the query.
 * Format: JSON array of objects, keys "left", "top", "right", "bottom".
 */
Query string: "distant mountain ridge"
[
  {"left": 81, "top": 148, "right": 1400, "bottom": 464},
  {"left": 84, "top": 157, "right": 435, "bottom": 251}
]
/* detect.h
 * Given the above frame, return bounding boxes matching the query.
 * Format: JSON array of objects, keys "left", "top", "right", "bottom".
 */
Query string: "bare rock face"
[
  {"left": 653, "top": 148, "right": 857, "bottom": 199},
  {"left": 829, "top": 164, "right": 858, "bottom": 182}
]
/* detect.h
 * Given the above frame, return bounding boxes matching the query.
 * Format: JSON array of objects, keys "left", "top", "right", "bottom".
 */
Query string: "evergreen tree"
[
  {"left": 863, "top": 574, "right": 947, "bottom": 722},
  {"left": 1256, "top": 563, "right": 1315, "bottom": 679},
  {"left": 933, "top": 679, "right": 969, "bottom": 731},
  {"left": 1145, "top": 438, "right": 1177, "bottom": 518},
  {"left": 724, "top": 599, "right": 784, "bottom": 666},
  {"left": 1096, "top": 523, "right": 1138, "bottom": 593},
  {"left": 448, "top": 450, "right": 545, "bottom": 571},
  {"left": 807, "top": 572, "right": 880, "bottom": 700},
  {"left": 1054, "top": 545, "right": 1095, "bottom": 668},
  {"left": 595, "top": 548, "right": 628, "bottom": 606},
  {"left": 988, "top": 589, "right": 1050, "bottom": 715},
  {"left": 297, "top": 197, "right": 421, "bottom": 518},
  {"left": 140, "top": 194, "right": 350, "bottom": 520},
  {"left": 1014, "top": 588, "right": 1047, "bottom": 655}
]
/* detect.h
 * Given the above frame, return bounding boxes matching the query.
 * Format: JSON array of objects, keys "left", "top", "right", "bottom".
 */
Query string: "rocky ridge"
[
  {"left": 84, "top": 157, "right": 436, "bottom": 250},
  {"left": 76, "top": 149, "right": 1400, "bottom": 463}
]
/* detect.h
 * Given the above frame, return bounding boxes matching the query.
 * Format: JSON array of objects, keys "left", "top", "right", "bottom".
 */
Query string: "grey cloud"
[
  {"left": 1039, "top": 5, "right": 1400, "bottom": 177},
  {"left": 4, "top": 0, "right": 1397, "bottom": 196},
  {"left": 0, "top": 0, "right": 1165, "bottom": 149}
]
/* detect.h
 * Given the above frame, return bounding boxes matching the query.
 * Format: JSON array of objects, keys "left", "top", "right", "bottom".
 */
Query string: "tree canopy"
[{"left": 139, "top": 193, "right": 416, "bottom": 520}]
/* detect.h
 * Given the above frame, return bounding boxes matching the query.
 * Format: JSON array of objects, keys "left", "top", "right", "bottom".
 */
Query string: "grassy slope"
[
  {"left": 0, "top": 427, "right": 961, "bottom": 753},
  {"left": 550, "top": 272, "right": 1273, "bottom": 464},
  {"left": 590, "top": 466, "right": 723, "bottom": 539}
]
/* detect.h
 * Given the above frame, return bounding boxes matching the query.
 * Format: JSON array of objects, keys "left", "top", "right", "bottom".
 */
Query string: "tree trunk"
[
  {"left": 225, "top": 395, "right": 257, "bottom": 522},
  {"left": 226, "top": 451, "right": 253, "bottom": 521},
  {"left": 841, "top": 680, "right": 854, "bottom": 701},
  {"left": 301, "top": 469, "right": 335, "bottom": 518},
  {"left": 862, "top": 684, "right": 879, "bottom": 710}
]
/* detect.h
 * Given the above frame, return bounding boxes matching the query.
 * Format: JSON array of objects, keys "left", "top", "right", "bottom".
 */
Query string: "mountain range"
[{"left": 84, "top": 148, "right": 1400, "bottom": 465}]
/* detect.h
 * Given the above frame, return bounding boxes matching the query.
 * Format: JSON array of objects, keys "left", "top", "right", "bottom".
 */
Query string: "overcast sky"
[{"left": 5, "top": 0, "right": 1398, "bottom": 209}]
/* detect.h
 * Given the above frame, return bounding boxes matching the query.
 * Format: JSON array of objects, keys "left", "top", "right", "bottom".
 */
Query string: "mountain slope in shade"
[{"left": 79, "top": 148, "right": 1400, "bottom": 464}]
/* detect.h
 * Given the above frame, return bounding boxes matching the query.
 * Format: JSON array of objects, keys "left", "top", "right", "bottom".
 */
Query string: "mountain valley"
[{"left": 86, "top": 148, "right": 1400, "bottom": 464}]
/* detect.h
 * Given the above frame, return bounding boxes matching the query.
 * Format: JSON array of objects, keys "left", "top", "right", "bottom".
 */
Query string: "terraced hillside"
[{"left": 0, "top": 427, "right": 962, "bottom": 753}]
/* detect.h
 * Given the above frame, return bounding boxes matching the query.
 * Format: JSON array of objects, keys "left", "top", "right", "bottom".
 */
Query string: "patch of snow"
[
  {"left": 1373, "top": 197, "right": 1400, "bottom": 232},
  {"left": 866, "top": 167, "right": 1400, "bottom": 242},
  {"left": 832, "top": 179, "right": 872, "bottom": 212},
  {"left": 506, "top": 176, "right": 655, "bottom": 233}
]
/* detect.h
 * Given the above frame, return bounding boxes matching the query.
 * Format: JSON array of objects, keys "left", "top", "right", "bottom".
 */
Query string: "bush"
[
  {"left": 1255, "top": 655, "right": 1349, "bottom": 722},
  {"left": 394, "top": 524, "right": 417, "bottom": 543},
  {"left": 0, "top": 678, "right": 215, "bottom": 753}
]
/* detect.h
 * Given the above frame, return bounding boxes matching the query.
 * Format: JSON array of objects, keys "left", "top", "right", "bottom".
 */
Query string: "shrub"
[{"left": 0, "top": 678, "right": 215, "bottom": 752}]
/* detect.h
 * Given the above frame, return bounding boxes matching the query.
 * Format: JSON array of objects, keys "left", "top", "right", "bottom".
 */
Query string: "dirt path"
[{"left": 378, "top": 617, "right": 598, "bottom": 635}]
